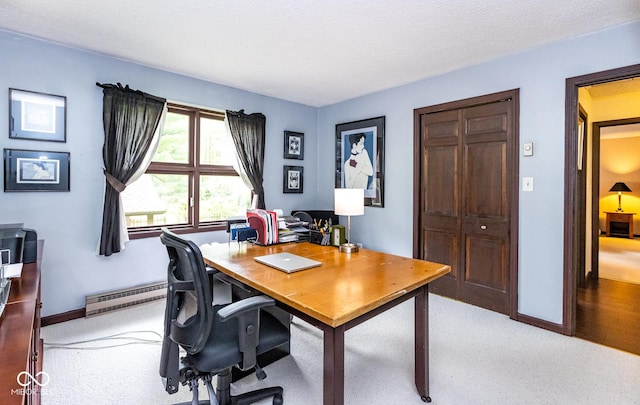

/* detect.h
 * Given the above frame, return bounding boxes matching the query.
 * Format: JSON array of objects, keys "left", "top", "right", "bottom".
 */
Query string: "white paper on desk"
[
  {"left": 4, "top": 263, "right": 23, "bottom": 278},
  {"left": 273, "top": 209, "right": 289, "bottom": 229}
]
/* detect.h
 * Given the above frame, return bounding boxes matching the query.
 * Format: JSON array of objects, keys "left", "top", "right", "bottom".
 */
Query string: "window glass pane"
[
  {"left": 154, "top": 112, "right": 189, "bottom": 163},
  {"left": 199, "top": 175, "right": 251, "bottom": 221},
  {"left": 200, "top": 116, "right": 236, "bottom": 166},
  {"left": 122, "top": 174, "right": 189, "bottom": 227}
]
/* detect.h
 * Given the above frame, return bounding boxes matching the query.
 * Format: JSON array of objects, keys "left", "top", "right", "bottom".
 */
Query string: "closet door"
[
  {"left": 415, "top": 91, "right": 517, "bottom": 315},
  {"left": 419, "top": 109, "right": 461, "bottom": 298},
  {"left": 459, "top": 101, "right": 511, "bottom": 313}
]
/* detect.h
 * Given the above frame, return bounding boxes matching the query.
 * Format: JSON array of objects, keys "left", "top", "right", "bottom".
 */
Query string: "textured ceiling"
[
  {"left": 587, "top": 77, "right": 640, "bottom": 98},
  {"left": 1, "top": 0, "right": 639, "bottom": 107}
]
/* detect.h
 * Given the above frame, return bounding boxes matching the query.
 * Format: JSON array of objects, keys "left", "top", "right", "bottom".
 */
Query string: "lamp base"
[{"left": 339, "top": 243, "right": 359, "bottom": 254}]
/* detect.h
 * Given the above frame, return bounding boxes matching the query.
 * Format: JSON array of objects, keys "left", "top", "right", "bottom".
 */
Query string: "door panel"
[
  {"left": 465, "top": 236, "right": 506, "bottom": 288},
  {"left": 423, "top": 229, "right": 458, "bottom": 296},
  {"left": 420, "top": 110, "right": 461, "bottom": 296},
  {"left": 425, "top": 145, "right": 458, "bottom": 216},
  {"left": 464, "top": 142, "right": 506, "bottom": 218},
  {"left": 461, "top": 102, "right": 511, "bottom": 314},
  {"left": 415, "top": 92, "right": 516, "bottom": 316}
]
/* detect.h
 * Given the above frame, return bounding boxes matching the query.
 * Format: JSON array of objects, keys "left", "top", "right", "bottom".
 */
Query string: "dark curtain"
[
  {"left": 97, "top": 83, "right": 166, "bottom": 256},
  {"left": 226, "top": 110, "right": 266, "bottom": 209}
]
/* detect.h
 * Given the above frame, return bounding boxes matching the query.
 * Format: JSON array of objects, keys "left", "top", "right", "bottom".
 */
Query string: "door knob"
[{"left": 480, "top": 225, "right": 487, "bottom": 230}]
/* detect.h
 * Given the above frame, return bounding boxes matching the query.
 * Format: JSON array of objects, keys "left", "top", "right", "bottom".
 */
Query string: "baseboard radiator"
[{"left": 85, "top": 281, "right": 167, "bottom": 317}]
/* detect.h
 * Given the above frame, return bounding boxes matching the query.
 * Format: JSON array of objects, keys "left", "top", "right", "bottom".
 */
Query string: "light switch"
[
  {"left": 523, "top": 142, "right": 534, "bottom": 157},
  {"left": 523, "top": 177, "right": 534, "bottom": 191}
]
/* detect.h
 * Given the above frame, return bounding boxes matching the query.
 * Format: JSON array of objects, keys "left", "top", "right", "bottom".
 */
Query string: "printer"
[{"left": 0, "top": 225, "right": 37, "bottom": 318}]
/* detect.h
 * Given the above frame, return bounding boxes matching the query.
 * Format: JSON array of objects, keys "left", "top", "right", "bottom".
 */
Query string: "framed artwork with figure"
[{"left": 335, "top": 116, "right": 385, "bottom": 207}]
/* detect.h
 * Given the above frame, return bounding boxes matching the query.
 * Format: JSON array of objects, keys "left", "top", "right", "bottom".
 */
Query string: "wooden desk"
[
  {"left": 200, "top": 242, "right": 450, "bottom": 405},
  {"left": 0, "top": 240, "right": 44, "bottom": 405},
  {"left": 605, "top": 212, "right": 636, "bottom": 239}
]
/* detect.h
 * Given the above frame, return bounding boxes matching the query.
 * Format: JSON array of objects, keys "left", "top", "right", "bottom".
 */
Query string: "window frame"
[{"left": 127, "top": 103, "right": 247, "bottom": 239}]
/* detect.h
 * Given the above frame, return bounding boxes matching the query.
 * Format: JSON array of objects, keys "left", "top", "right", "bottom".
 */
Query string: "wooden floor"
[{"left": 576, "top": 277, "right": 640, "bottom": 355}]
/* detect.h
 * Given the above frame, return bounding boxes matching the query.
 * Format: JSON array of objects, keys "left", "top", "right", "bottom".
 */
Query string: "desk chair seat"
[
  {"left": 189, "top": 303, "right": 289, "bottom": 373},
  {"left": 159, "top": 229, "right": 288, "bottom": 405}
]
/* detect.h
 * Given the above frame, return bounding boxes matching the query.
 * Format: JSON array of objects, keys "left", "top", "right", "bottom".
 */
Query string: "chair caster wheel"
[{"left": 421, "top": 395, "right": 432, "bottom": 403}]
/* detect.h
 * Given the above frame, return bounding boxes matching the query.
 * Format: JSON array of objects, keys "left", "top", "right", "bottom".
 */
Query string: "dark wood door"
[
  {"left": 576, "top": 106, "right": 588, "bottom": 287},
  {"left": 414, "top": 91, "right": 518, "bottom": 315}
]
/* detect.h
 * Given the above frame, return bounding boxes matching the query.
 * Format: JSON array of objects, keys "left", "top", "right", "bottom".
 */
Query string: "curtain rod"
[{"left": 95, "top": 82, "right": 166, "bottom": 103}]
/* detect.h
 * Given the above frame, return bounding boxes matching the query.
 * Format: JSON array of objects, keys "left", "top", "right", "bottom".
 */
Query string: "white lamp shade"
[{"left": 334, "top": 188, "right": 364, "bottom": 216}]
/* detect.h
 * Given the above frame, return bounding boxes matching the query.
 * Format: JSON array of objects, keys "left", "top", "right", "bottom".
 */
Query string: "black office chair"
[{"left": 159, "top": 228, "right": 288, "bottom": 405}]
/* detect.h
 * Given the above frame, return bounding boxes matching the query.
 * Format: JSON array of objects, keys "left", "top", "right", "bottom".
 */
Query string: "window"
[{"left": 122, "top": 103, "right": 251, "bottom": 237}]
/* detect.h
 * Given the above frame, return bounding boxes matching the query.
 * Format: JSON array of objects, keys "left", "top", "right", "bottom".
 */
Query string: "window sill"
[{"left": 127, "top": 223, "right": 226, "bottom": 239}]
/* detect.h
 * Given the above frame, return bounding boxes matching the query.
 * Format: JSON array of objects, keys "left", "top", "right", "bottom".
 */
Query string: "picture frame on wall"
[
  {"left": 283, "top": 165, "right": 303, "bottom": 193},
  {"left": 335, "top": 116, "right": 385, "bottom": 207},
  {"left": 9, "top": 88, "right": 67, "bottom": 142},
  {"left": 4, "top": 148, "right": 70, "bottom": 191},
  {"left": 283, "top": 130, "right": 304, "bottom": 160}
]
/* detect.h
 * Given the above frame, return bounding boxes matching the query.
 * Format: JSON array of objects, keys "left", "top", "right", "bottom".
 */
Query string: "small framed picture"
[
  {"left": 9, "top": 88, "right": 67, "bottom": 142},
  {"left": 283, "top": 165, "right": 303, "bottom": 193},
  {"left": 4, "top": 148, "right": 70, "bottom": 191},
  {"left": 284, "top": 131, "right": 304, "bottom": 160}
]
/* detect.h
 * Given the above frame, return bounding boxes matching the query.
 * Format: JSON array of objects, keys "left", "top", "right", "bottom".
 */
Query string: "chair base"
[
  {"left": 174, "top": 368, "right": 283, "bottom": 405},
  {"left": 229, "top": 386, "right": 283, "bottom": 405},
  {"left": 172, "top": 386, "right": 283, "bottom": 405}
]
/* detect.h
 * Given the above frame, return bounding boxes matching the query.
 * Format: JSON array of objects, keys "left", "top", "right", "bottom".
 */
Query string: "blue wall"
[
  {"left": 0, "top": 30, "right": 318, "bottom": 316},
  {"left": 1, "top": 20, "right": 639, "bottom": 323},
  {"left": 318, "top": 21, "right": 640, "bottom": 324}
]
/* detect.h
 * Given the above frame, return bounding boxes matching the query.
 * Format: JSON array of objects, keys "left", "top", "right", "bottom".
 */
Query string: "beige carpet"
[
  {"left": 40, "top": 290, "right": 640, "bottom": 405},
  {"left": 599, "top": 236, "right": 640, "bottom": 284}
]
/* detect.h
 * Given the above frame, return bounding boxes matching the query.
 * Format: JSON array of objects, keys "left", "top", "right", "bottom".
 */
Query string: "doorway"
[
  {"left": 413, "top": 89, "right": 519, "bottom": 317},
  {"left": 564, "top": 64, "right": 640, "bottom": 353}
]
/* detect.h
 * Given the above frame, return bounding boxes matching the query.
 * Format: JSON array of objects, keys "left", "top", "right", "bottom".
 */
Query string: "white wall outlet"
[
  {"left": 523, "top": 142, "right": 534, "bottom": 156},
  {"left": 523, "top": 177, "right": 534, "bottom": 191}
]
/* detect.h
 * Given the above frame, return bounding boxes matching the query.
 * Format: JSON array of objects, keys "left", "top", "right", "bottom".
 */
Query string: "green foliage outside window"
[{"left": 122, "top": 105, "right": 250, "bottom": 232}]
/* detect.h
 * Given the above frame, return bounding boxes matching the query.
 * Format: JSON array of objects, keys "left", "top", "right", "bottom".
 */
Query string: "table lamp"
[
  {"left": 609, "top": 182, "right": 632, "bottom": 212},
  {"left": 334, "top": 188, "right": 364, "bottom": 253}
]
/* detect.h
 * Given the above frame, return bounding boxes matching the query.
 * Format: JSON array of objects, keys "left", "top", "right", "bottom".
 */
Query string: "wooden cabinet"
[
  {"left": 0, "top": 240, "right": 43, "bottom": 405},
  {"left": 605, "top": 212, "right": 635, "bottom": 239}
]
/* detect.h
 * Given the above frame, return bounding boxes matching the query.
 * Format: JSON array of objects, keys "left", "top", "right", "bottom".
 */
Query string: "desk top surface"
[{"left": 201, "top": 242, "right": 450, "bottom": 328}]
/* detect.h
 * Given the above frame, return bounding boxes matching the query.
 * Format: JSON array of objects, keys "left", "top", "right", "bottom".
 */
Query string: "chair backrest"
[{"left": 159, "top": 229, "right": 213, "bottom": 355}]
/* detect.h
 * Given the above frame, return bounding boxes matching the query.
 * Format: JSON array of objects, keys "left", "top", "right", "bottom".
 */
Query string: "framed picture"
[
  {"left": 9, "top": 88, "right": 67, "bottom": 142},
  {"left": 284, "top": 130, "right": 304, "bottom": 160},
  {"left": 335, "top": 116, "right": 385, "bottom": 207},
  {"left": 283, "top": 165, "right": 303, "bottom": 194},
  {"left": 4, "top": 148, "right": 70, "bottom": 191}
]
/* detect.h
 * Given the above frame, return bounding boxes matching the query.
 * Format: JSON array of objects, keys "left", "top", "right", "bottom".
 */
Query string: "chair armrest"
[
  {"left": 217, "top": 295, "right": 275, "bottom": 321},
  {"left": 217, "top": 295, "right": 275, "bottom": 371}
]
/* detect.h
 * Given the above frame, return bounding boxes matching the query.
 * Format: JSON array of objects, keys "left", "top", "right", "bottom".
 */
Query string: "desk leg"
[
  {"left": 323, "top": 324, "right": 345, "bottom": 405},
  {"left": 415, "top": 285, "right": 430, "bottom": 402}
]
